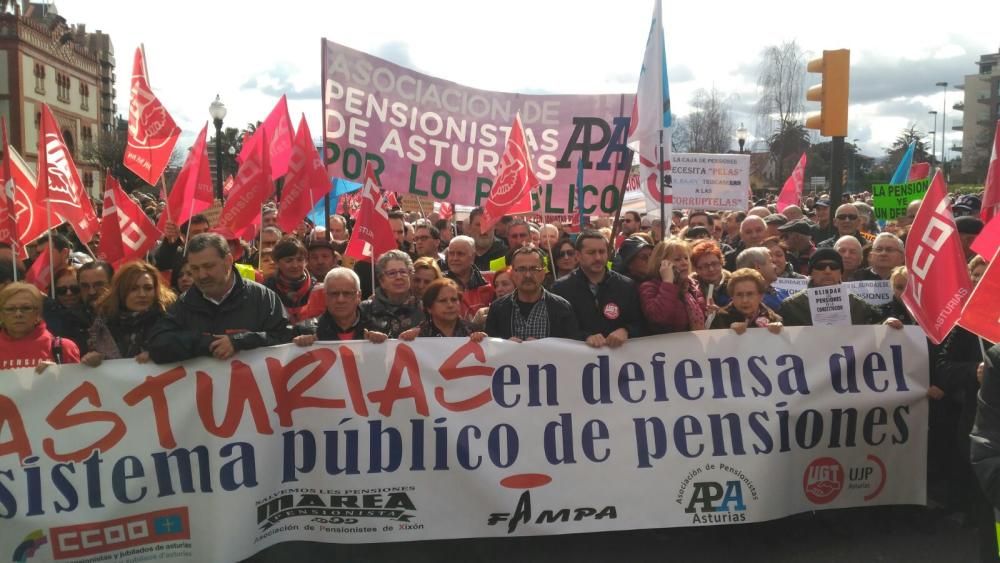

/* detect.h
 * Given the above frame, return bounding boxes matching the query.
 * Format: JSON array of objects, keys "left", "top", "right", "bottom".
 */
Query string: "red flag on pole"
[
  {"left": 344, "top": 162, "right": 395, "bottom": 262},
  {"left": 38, "top": 104, "right": 98, "bottom": 243},
  {"left": 0, "top": 118, "right": 19, "bottom": 257},
  {"left": 958, "top": 256, "right": 1000, "bottom": 343},
  {"left": 776, "top": 153, "right": 807, "bottom": 213},
  {"left": 123, "top": 45, "right": 181, "bottom": 186},
  {"left": 480, "top": 114, "right": 539, "bottom": 234},
  {"left": 901, "top": 169, "right": 973, "bottom": 344},
  {"left": 219, "top": 130, "right": 273, "bottom": 232},
  {"left": 4, "top": 144, "right": 48, "bottom": 249},
  {"left": 982, "top": 120, "right": 1000, "bottom": 223},
  {"left": 277, "top": 115, "right": 330, "bottom": 233},
  {"left": 157, "top": 124, "right": 213, "bottom": 231},
  {"left": 908, "top": 162, "right": 931, "bottom": 181},
  {"left": 98, "top": 174, "right": 162, "bottom": 266},
  {"left": 25, "top": 245, "right": 51, "bottom": 293},
  {"left": 972, "top": 215, "right": 1000, "bottom": 260},
  {"left": 238, "top": 95, "right": 293, "bottom": 180}
]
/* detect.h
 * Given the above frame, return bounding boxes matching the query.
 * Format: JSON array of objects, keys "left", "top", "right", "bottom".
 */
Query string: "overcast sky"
[{"left": 56, "top": 0, "right": 997, "bottom": 161}]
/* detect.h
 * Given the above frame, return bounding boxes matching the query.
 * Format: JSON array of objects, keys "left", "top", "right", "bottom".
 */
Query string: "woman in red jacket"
[
  {"left": 0, "top": 282, "right": 80, "bottom": 371},
  {"left": 639, "top": 239, "right": 709, "bottom": 334}
]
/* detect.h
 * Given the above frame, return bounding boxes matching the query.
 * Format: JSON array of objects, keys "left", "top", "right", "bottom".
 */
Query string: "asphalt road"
[{"left": 245, "top": 507, "right": 984, "bottom": 563}]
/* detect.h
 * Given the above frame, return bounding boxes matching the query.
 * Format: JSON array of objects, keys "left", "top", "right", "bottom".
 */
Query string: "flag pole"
[
  {"left": 576, "top": 158, "right": 586, "bottom": 231},
  {"left": 658, "top": 129, "right": 666, "bottom": 241},
  {"left": 44, "top": 206, "right": 55, "bottom": 300},
  {"left": 608, "top": 94, "right": 630, "bottom": 247},
  {"left": 324, "top": 192, "right": 331, "bottom": 241}
]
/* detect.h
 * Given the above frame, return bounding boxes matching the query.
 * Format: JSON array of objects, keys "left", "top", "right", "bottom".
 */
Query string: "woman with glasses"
[
  {"left": 690, "top": 240, "right": 731, "bottom": 307},
  {"left": 551, "top": 239, "right": 578, "bottom": 279},
  {"left": 82, "top": 261, "right": 176, "bottom": 367},
  {"left": 359, "top": 250, "right": 424, "bottom": 337},
  {"left": 709, "top": 268, "right": 783, "bottom": 334},
  {"left": 0, "top": 282, "right": 80, "bottom": 371},
  {"left": 400, "top": 278, "right": 487, "bottom": 341}
]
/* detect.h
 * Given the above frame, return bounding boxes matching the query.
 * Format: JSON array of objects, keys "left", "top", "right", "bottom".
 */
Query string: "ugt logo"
[{"left": 684, "top": 481, "right": 746, "bottom": 514}]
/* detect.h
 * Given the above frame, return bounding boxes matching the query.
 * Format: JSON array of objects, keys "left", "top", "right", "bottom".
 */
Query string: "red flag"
[
  {"left": 25, "top": 245, "right": 51, "bottom": 293},
  {"left": 4, "top": 144, "right": 49, "bottom": 249},
  {"left": 38, "top": 104, "right": 98, "bottom": 243},
  {"left": 222, "top": 175, "right": 234, "bottom": 197},
  {"left": 972, "top": 215, "right": 1000, "bottom": 260},
  {"left": 344, "top": 162, "right": 395, "bottom": 261},
  {"left": 958, "top": 256, "right": 1000, "bottom": 342},
  {"left": 776, "top": 153, "right": 807, "bottom": 213},
  {"left": 219, "top": 130, "right": 273, "bottom": 232},
  {"left": 158, "top": 124, "right": 213, "bottom": 231},
  {"left": 908, "top": 162, "right": 931, "bottom": 181},
  {"left": 123, "top": 45, "right": 181, "bottom": 186},
  {"left": 99, "top": 174, "right": 161, "bottom": 266},
  {"left": 277, "top": 116, "right": 330, "bottom": 233},
  {"left": 481, "top": 114, "right": 539, "bottom": 234},
  {"left": 983, "top": 120, "right": 1000, "bottom": 223},
  {"left": 238, "top": 95, "right": 293, "bottom": 180},
  {"left": 0, "top": 118, "right": 19, "bottom": 257},
  {"left": 437, "top": 201, "right": 454, "bottom": 220},
  {"left": 902, "top": 169, "right": 973, "bottom": 344}
]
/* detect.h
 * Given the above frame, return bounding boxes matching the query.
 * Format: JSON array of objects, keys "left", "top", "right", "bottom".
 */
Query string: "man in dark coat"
[
  {"left": 486, "top": 246, "right": 583, "bottom": 341},
  {"left": 147, "top": 232, "right": 292, "bottom": 363}
]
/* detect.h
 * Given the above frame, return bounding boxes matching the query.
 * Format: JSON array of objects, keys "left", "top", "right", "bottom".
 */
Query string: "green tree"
[
  {"left": 885, "top": 125, "right": 932, "bottom": 173},
  {"left": 768, "top": 119, "right": 811, "bottom": 181}
]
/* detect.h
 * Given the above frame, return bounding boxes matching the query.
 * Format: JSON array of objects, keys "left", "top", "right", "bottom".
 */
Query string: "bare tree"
[
  {"left": 684, "top": 88, "right": 735, "bottom": 154},
  {"left": 755, "top": 42, "right": 806, "bottom": 180}
]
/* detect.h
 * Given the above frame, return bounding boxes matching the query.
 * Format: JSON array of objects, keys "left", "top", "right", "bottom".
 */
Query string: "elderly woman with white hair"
[
  {"left": 852, "top": 232, "right": 905, "bottom": 281},
  {"left": 359, "top": 250, "right": 424, "bottom": 337}
]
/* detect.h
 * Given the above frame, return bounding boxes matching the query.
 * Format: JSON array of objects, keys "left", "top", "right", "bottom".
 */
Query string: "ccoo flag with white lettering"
[
  {"left": 901, "top": 169, "right": 972, "bottom": 344},
  {"left": 627, "top": 0, "right": 672, "bottom": 215}
]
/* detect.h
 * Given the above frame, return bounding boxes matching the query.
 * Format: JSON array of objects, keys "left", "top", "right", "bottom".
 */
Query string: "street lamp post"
[
  {"left": 935, "top": 82, "right": 948, "bottom": 171},
  {"left": 736, "top": 123, "right": 748, "bottom": 154},
  {"left": 209, "top": 95, "right": 227, "bottom": 201},
  {"left": 928, "top": 110, "right": 938, "bottom": 163},
  {"left": 850, "top": 138, "right": 859, "bottom": 192}
]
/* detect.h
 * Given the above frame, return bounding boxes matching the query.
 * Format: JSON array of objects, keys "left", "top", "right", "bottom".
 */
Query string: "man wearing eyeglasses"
[
  {"left": 413, "top": 223, "right": 443, "bottom": 260},
  {"left": 486, "top": 246, "right": 583, "bottom": 341},
  {"left": 852, "top": 233, "right": 904, "bottom": 281},
  {"left": 551, "top": 231, "right": 642, "bottom": 348},
  {"left": 779, "top": 249, "right": 885, "bottom": 327},
  {"left": 816, "top": 203, "right": 868, "bottom": 249}
]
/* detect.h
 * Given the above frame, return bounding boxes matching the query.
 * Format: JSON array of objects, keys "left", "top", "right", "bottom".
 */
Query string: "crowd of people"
[{"left": 0, "top": 188, "right": 994, "bottom": 556}]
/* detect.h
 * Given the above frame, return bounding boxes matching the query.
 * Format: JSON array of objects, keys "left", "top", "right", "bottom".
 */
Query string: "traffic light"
[{"left": 805, "top": 49, "right": 850, "bottom": 137}]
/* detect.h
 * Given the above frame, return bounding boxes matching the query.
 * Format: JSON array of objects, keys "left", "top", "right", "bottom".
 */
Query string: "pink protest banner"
[{"left": 321, "top": 39, "right": 633, "bottom": 214}]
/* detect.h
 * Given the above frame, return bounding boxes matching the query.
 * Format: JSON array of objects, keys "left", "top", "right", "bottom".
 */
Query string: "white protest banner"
[
  {"left": 808, "top": 285, "right": 851, "bottom": 326},
  {"left": 670, "top": 153, "right": 750, "bottom": 211},
  {"left": 322, "top": 39, "right": 632, "bottom": 215},
  {"left": 772, "top": 277, "right": 809, "bottom": 295},
  {"left": 0, "top": 328, "right": 927, "bottom": 562},
  {"left": 845, "top": 280, "right": 893, "bottom": 306}
]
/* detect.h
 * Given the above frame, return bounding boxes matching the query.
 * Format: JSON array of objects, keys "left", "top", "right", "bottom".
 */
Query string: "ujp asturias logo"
[
  {"left": 11, "top": 530, "right": 47, "bottom": 563},
  {"left": 803, "top": 454, "right": 887, "bottom": 505},
  {"left": 256, "top": 487, "right": 418, "bottom": 531},
  {"left": 487, "top": 473, "right": 617, "bottom": 534},
  {"left": 677, "top": 463, "right": 757, "bottom": 524}
]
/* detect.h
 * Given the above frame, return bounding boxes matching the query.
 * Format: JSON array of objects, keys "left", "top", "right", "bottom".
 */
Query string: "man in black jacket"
[
  {"left": 147, "top": 232, "right": 292, "bottom": 363},
  {"left": 552, "top": 230, "right": 643, "bottom": 348},
  {"left": 486, "top": 246, "right": 583, "bottom": 341}
]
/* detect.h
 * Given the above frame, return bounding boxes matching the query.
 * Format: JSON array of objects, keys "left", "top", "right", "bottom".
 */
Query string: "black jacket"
[
  {"left": 485, "top": 290, "right": 585, "bottom": 341},
  {"left": 314, "top": 311, "right": 368, "bottom": 341},
  {"left": 474, "top": 238, "right": 508, "bottom": 271},
  {"left": 550, "top": 268, "right": 644, "bottom": 338},
  {"left": 43, "top": 300, "right": 93, "bottom": 355},
  {"left": 147, "top": 269, "right": 292, "bottom": 363},
  {"left": 970, "top": 343, "right": 1000, "bottom": 510}
]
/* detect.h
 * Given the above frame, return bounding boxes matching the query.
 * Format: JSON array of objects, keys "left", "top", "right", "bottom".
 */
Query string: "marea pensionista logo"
[{"left": 256, "top": 486, "right": 419, "bottom": 532}]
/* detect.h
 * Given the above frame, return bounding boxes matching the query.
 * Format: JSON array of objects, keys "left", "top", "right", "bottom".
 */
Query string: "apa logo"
[
  {"left": 676, "top": 463, "right": 756, "bottom": 524},
  {"left": 803, "top": 457, "right": 844, "bottom": 505},
  {"left": 11, "top": 530, "right": 47, "bottom": 563},
  {"left": 487, "top": 473, "right": 617, "bottom": 534},
  {"left": 256, "top": 488, "right": 418, "bottom": 531}
]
